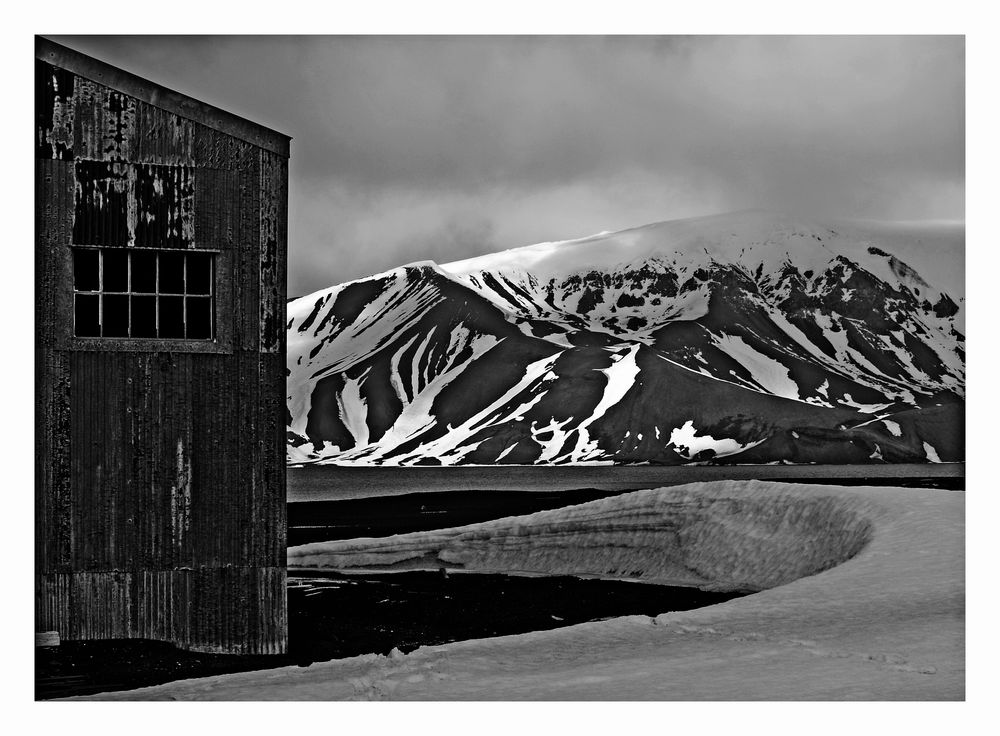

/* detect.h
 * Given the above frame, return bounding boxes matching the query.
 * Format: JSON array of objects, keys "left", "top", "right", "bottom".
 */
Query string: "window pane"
[
  {"left": 102, "top": 294, "right": 129, "bottom": 337},
  {"left": 74, "top": 294, "right": 100, "bottom": 337},
  {"left": 131, "top": 295, "right": 157, "bottom": 338},
  {"left": 159, "top": 252, "right": 185, "bottom": 294},
  {"left": 159, "top": 295, "right": 184, "bottom": 338},
  {"left": 73, "top": 249, "right": 100, "bottom": 291},
  {"left": 186, "top": 297, "right": 212, "bottom": 339},
  {"left": 130, "top": 250, "right": 157, "bottom": 293},
  {"left": 186, "top": 252, "right": 212, "bottom": 295},
  {"left": 70, "top": 247, "right": 218, "bottom": 343},
  {"left": 103, "top": 250, "right": 128, "bottom": 293}
]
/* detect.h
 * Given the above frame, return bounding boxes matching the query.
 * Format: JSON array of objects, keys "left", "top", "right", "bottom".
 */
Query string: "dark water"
[
  {"left": 288, "top": 488, "right": 623, "bottom": 546},
  {"left": 36, "top": 571, "right": 744, "bottom": 699},
  {"left": 288, "top": 463, "right": 964, "bottom": 502}
]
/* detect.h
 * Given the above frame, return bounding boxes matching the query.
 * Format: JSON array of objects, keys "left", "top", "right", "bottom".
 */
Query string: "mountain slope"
[{"left": 287, "top": 211, "right": 964, "bottom": 466}]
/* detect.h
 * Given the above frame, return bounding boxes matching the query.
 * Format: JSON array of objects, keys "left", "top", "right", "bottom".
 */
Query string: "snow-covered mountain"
[{"left": 286, "top": 210, "right": 964, "bottom": 466}]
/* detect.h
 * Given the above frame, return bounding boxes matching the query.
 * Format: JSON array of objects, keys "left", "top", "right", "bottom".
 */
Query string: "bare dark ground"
[{"left": 35, "top": 571, "right": 744, "bottom": 700}]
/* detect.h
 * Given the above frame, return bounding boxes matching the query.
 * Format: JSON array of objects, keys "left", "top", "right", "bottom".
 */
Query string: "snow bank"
[
  {"left": 289, "top": 480, "right": 874, "bottom": 592},
  {"left": 77, "top": 481, "right": 963, "bottom": 700}
]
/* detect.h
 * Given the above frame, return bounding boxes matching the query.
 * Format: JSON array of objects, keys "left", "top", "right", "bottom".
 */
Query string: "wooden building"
[{"left": 35, "top": 38, "right": 289, "bottom": 654}]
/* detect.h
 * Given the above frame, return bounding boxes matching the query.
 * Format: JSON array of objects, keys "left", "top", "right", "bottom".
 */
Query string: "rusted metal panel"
[
  {"left": 259, "top": 150, "right": 286, "bottom": 353},
  {"left": 72, "top": 161, "right": 195, "bottom": 249},
  {"left": 189, "top": 354, "right": 231, "bottom": 567},
  {"left": 259, "top": 353, "right": 288, "bottom": 565},
  {"left": 236, "top": 151, "right": 263, "bottom": 348},
  {"left": 71, "top": 160, "right": 131, "bottom": 246},
  {"left": 69, "top": 571, "right": 133, "bottom": 640},
  {"left": 133, "top": 164, "right": 196, "bottom": 248},
  {"left": 194, "top": 124, "right": 260, "bottom": 171},
  {"left": 132, "top": 103, "right": 196, "bottom": 167},
  {"left": 36, "top": 60, "right": 75, "bottom": 160},
  {"left": 38, "top": 55, "right": 200, "bottom": 167},
  {"left": 194, "top": 167, "right": 236, "bottom": 251},
  {"left": 37, "top": 568, "right": 286, "bottom": 654},
  {"left": 36, "top": 160, "right": 75, "bottom": 574},
  {"left": 69, "top": 352, "right": 138, "bottom": 571},
  {"left": 36, "top": 575, "right": 72, "bottom": 640},
  {"left": 73, "top": 77, "right": 137, "bottom": 162},
  {"left": 235, "top": 349, "right": 262, "bottom": 561}
]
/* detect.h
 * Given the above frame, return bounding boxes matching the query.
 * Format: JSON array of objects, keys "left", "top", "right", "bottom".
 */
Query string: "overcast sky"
[{"left": 54, "top": 35, "right": 964, "bottom": 297}]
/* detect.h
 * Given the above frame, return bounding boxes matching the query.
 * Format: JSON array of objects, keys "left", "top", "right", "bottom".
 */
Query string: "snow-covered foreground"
[{"left": 76, "top": 481, "right": 963, "bottom": 700}]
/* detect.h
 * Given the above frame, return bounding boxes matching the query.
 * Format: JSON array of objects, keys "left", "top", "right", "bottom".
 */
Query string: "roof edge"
[{"left": 36, "top": 37, "right": 291, "bottom": 158}]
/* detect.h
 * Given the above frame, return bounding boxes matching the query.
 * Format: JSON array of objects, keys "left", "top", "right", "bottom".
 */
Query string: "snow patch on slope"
[
  {"left": 570, "top": 344, "right": 642, "bottom": 461},
  {"left": 668, "top": 421, "right": 762, "bottom": 460},
  {"left": 713, "top": 334, "right": 800, "bottom": 400},
  {"left": 882, "top": 419, "right": 903, "bottom": 437}
]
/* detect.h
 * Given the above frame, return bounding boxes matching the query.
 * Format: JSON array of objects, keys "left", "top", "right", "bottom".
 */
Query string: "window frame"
[{"left": 59, "top": 245, "right": 233, "bottom": 354}]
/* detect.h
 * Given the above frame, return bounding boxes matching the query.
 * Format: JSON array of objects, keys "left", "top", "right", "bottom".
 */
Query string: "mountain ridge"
[{"left": 286, "top": 211, "right": 964, "bottom": 467}]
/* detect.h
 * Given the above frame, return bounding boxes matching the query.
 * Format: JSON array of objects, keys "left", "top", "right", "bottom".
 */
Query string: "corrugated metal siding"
[
  {"left": 133, "top": 104, "right": 196, "bottom": 167},
  {"left": 259, "top": 150, "right": 286, "bottom": 353},
  {"left": 74, "top": 78, "right": 137, "bottom": 162},
  {"left": 71, "top": 161, "right": 196, "bottom": 249},
  {"left": 36, "top": 567, "right": 285, "bottom": 653},
  {"left": 36, "top": 58, "right": 288, "bottom": 655},
  {"left": 36, "top": 62, "right": 75, "bottom": 160}
]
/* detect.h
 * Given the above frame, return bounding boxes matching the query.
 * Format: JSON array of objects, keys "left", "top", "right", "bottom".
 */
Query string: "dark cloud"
[{"left": 54, "top": 35, "right": 964, "bottom": 295}]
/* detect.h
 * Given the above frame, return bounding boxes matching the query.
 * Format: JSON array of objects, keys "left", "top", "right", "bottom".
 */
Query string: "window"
[{"left": 73, "top": 247, "right": 215, "bottom": 340}]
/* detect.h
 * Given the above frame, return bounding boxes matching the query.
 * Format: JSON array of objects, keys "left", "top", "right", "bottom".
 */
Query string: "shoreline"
[{"left": 287, "top": 462, "right": 964, "bottom": 503}]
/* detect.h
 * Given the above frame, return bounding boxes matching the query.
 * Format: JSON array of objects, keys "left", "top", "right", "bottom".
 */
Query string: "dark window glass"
[
  {"left": 186, "top": 297, "right": 212, "bottom": 339},
  {"left": 103, "top": 250, "right": 128, "bottom": 292},
  {"left": 131, "top": 250, "right": 157, "bottom": 293},
  {"left": 159, "top": 296, "right": 184, "bottom": 338},
  {"left": 73, "top": 249, "right": 100, "bottom": 291},
  {"left": 75, "top": 294, "right": 100, "bottom": 337},
  {"left": 131, "top": 295, "right": 157, "bottom": 338},
  {"left": 102, "top": 294, "right": 129, "bottom": 337},
  {"left": 186, "top": 252, "right": 212, "bottom": 295},
  {"left": 159, "top": 252, "right": 185, "bottom": 294},
  {"left": 71, "top": 247, "right": 215, "bottom": 340}
]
